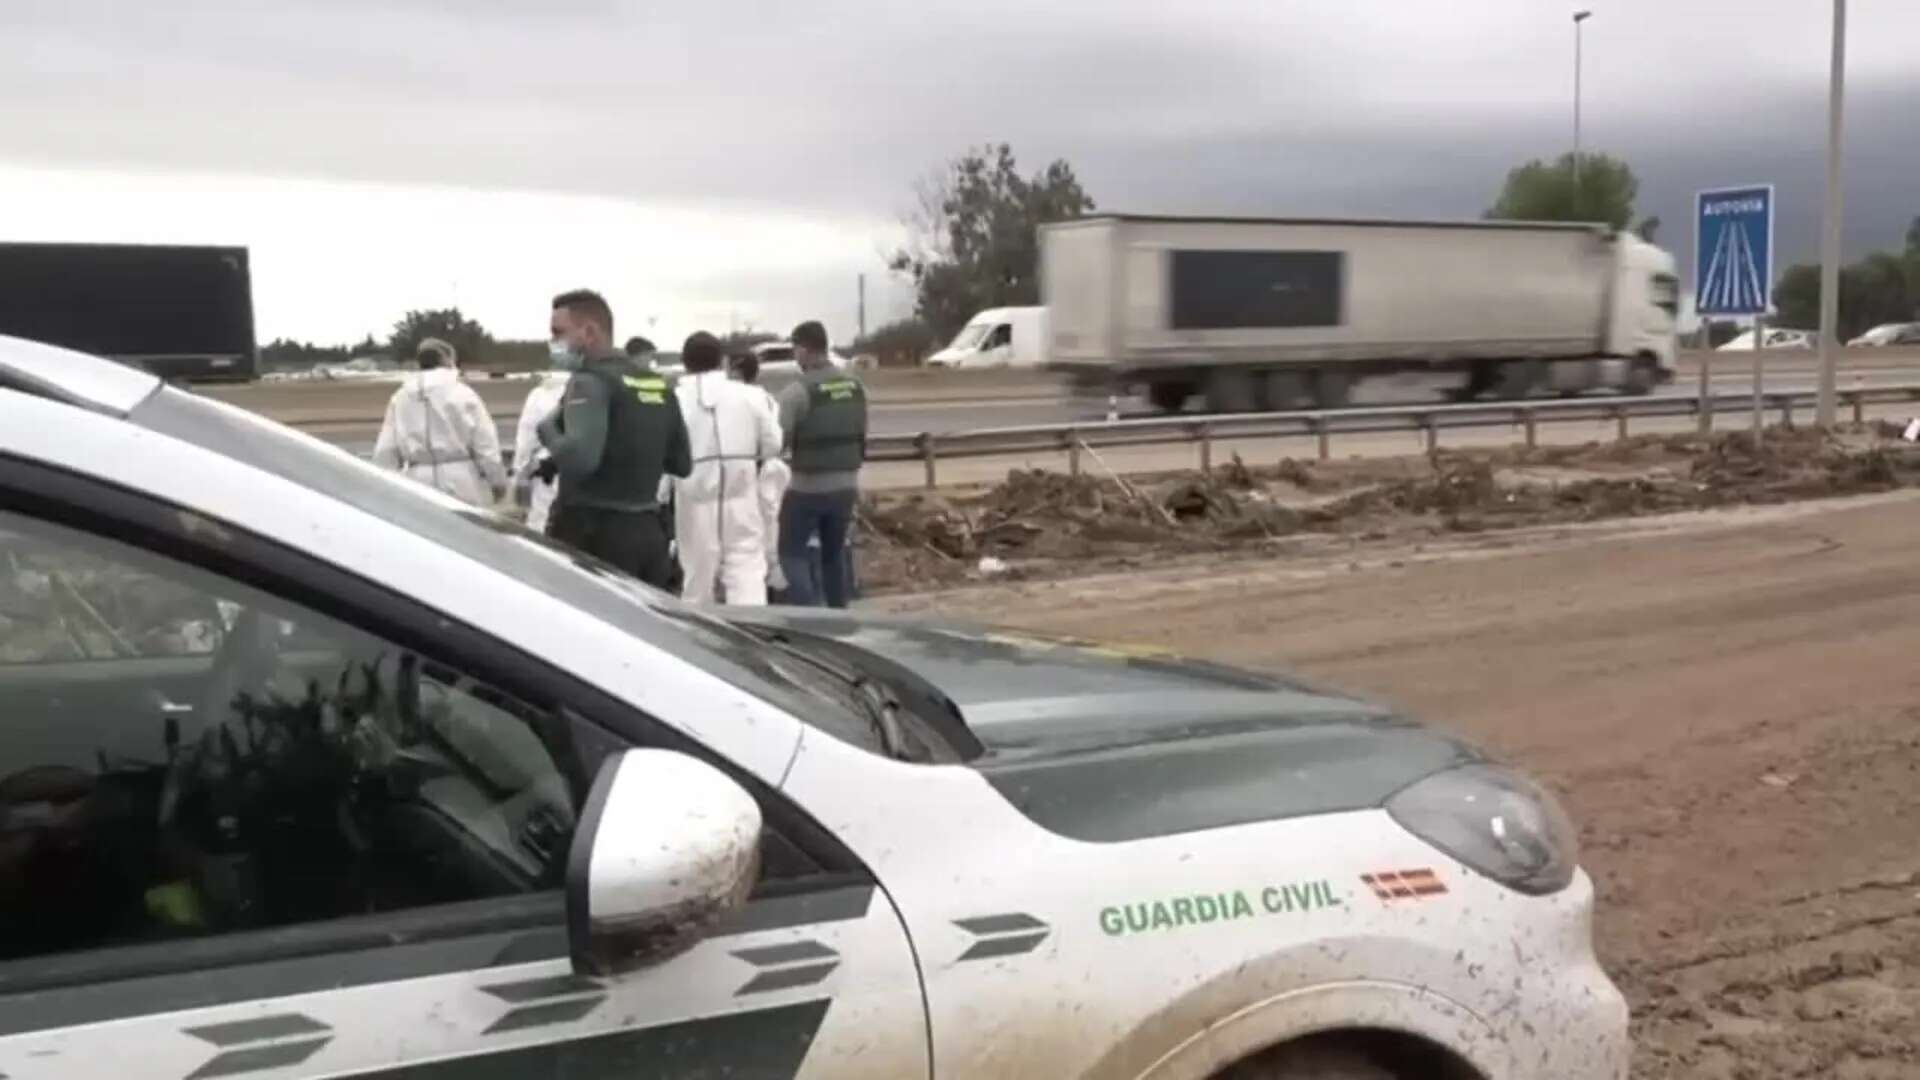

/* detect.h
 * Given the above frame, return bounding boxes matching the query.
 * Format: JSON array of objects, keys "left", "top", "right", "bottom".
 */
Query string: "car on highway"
[
  {"left": 928, "top": 306, "right": 1050, "bottom": 369},
  {"left": 0, "top": 334, "right": 1628, "bottom": 1079},
  {"left": 1716, "top": 327, "right": 1815, "bottom": 351},
  {"left": 1848, "top": 321, "right": 1920, "bottom": 347}
]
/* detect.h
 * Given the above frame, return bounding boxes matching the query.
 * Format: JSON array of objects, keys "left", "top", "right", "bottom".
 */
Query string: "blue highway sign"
[{"left": 1694, "top": 185, "right": 1774, "bottom": 316}]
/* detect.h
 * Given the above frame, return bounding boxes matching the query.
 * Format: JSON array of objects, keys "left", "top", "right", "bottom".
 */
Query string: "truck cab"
[{"left": 1612, "top": 234, "right": 1679, "bottom": 383}]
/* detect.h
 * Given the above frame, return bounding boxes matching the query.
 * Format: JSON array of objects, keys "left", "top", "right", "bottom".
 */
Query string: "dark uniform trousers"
[{"left": 548, "top": 505, "right": 676, "bottom": 590}]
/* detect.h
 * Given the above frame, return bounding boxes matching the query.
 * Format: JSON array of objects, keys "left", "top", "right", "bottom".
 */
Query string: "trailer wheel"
[
  {"left": 1148, "top": 381, "right": 1193, "bottom": 413},
  {"left": 1449, "top": 362, "right": 1498, "bottom": 402},
  {"left": 1311, "top": 370, "right": 1354, "bottom": 410},
  {"left": 1259, "top": 370, "right": 1312, "bottom": 412},
  {"left": 1494, "top": 359, "right": 1544, "bottom": 399},
  {"left": 1204, "top": 370, "right": 1260, "bottom": 413}
]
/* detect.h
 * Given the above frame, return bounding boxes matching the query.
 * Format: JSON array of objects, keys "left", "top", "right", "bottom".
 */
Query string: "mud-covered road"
[{"left": 875, "top": 490, "right": 1920, "bottom": 1077}]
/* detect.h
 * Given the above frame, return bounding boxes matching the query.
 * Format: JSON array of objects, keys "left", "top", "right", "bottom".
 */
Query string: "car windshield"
[
  {"left": 128, "top": 385, "right": 883, "bottom": 749},
  {"left": 946, "top": 323, "right": 991, "bottom": 351}
]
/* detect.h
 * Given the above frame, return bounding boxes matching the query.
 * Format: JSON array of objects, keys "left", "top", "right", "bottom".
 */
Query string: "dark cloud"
[{"left": 2, "top": 0, "right": 1916, "bottom": 266}]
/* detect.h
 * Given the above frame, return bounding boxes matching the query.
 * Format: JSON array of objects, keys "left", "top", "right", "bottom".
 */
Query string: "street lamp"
[
  {"left": 1573, "top": 10, "right": 1593, "bottom": 211},
  {"left": 1816, "top": 0, "right": 1847, "bottom": 428}
]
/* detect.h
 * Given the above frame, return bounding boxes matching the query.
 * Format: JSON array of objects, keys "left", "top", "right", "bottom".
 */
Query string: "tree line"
[{"left": 1773, "top": 220, "right": 1920, "bottom": 340}]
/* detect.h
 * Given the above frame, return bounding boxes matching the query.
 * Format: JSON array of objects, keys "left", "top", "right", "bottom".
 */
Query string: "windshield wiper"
[{"left": 742, "top": 627, "right": 915, "bottom": 761}]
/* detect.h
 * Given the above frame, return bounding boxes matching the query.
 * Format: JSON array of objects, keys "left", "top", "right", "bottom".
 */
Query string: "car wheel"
[{"left": 1215, "top": 1044, "right": 1396, "bottom": 1080}]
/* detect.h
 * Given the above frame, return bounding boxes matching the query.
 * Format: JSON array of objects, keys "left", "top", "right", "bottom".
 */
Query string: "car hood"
[{"left": 729, "top": 609, "right": 1481, "bottom": 842}]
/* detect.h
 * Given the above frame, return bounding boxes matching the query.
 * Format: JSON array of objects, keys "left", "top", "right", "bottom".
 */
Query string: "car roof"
[{"left": 0, "top": 333, "right": 162, "bottom": 415}]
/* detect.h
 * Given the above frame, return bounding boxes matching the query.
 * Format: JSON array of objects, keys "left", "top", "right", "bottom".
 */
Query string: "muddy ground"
[{"left": 867, "top": 428, "right": 1920, "bottom": 1077}]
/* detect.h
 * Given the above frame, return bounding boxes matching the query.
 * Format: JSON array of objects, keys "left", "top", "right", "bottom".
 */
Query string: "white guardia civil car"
[{"left": 0, "top": 336, "right": 1627, "bottom": 1079}]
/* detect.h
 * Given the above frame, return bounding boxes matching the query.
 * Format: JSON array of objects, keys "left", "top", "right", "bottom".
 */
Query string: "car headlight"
[{"left": 1385, "top": 764, "right": 1579, "bottom": 896}]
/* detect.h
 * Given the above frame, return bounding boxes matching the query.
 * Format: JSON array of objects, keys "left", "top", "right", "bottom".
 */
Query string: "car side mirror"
[{"left": 566, "top": 749, "right": 762, "bottom": 976}]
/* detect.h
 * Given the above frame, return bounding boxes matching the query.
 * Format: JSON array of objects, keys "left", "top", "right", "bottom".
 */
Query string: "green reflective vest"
[
  {"left": 792, "top": 374, "right": 868, "bottom": 474},
  {"left": 562, "top": 359, "right": 680, "bottom": 510}
]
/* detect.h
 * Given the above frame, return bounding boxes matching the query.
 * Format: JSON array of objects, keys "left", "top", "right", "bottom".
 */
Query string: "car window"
[
  {"left": 0, "top": 508, "right": 578, "bottom": 964},
  {"left": 0, "top": 526, "right": 225, "bottom": 663},
  {"left": 985, "top": 323, "right": 1012, "bottom": 349},
  {"left": 130, "top": 387, "right": 875, "bottom": 746},
  {"left": 946, "top": 323, "right": 990, "bottom": 351}
]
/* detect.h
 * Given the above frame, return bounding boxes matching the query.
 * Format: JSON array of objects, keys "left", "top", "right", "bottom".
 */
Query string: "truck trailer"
[
  {"left": 0, "top": 242, "right": 257, "bottom": 382},
  {"left": 1040, "top": 214, "right": 1679, "bottom": 413}
]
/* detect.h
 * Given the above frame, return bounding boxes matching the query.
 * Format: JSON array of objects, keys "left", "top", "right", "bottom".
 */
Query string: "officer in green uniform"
[
  {"left": 537, "top": 289, "right": 691, "bottom": 588},
  {"left": 776, "top": 320, "right": 866, "bottom": 608}
]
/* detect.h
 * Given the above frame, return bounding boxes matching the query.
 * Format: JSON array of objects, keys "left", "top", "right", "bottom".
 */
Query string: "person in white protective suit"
[
  {"left": 371, "top": 338, "right": 506, "bottom": 506},
  {"left": 509, "top": 368, "right": 570, "bottom": 532},
  {"left": 671, "top": 332, "right": 782, "bottom": 606},
  {"left": 728, "top": 350, "right": 792, "bottom": 595}
]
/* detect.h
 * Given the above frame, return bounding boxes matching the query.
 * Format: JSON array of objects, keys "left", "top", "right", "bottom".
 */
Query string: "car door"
[{"left": 0, "top": 469, "right": 928, "bottom": 1079}]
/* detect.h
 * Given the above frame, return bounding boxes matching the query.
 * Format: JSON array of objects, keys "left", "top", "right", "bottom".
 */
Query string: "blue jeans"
[{"left": 779, "top": 489, "right": 857, "bottom": 608}]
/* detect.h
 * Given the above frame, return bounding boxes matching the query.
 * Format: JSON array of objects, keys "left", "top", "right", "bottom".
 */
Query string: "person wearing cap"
[
  {"left": 538, "top": 289, "right": 691, "bottom": 588},
  {"left": 371, "top": 337, "right": 507, "bottom": 507}
]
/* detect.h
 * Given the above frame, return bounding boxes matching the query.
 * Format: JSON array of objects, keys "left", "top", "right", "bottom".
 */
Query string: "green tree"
[
  {"left": 1773, "top": 263, "right": 1820, "bottom": 330},
  {"left": 388, "top": 308, "right": 493, "bottom": 367},
  {"left": 889, "top": 144, "right": 1097, "bottom": 339},
  {"left": 1486, "top": 152, "right": 1639, "bottom": 230},
  {"left": 1905, "top": 215, "right": 1920, "bottom": 301},
  {"left": 1842, "top": 252, "right": 1914, "bottom": 339},
  {"left": 258, "top": 338, "right": 352, "bottom": 372},
  {"left": 852, "top": 317, "right": 939, "bottom": 367},
  {"left": 1775, "top": 249, "right": 1919, "bottom": 339}
]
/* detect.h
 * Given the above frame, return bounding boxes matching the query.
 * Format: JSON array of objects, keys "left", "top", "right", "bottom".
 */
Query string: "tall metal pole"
[
  {"left": 1816, "top": 0, "right": 1847, "bottom": 428},
  {"left": 1573, "top": 10, "right": 1592, "bottom": 209},
  {"left": 857, "top": 273, "right": 868, "bottom": 340}
]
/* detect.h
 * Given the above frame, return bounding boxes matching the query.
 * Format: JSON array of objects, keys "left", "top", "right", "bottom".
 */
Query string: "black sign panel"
[
  {"left": 1170, "top": 250, "right": 1344, "bottom": 331},
  {"left": 0, "top": 242, "right": 256, "bottom": 380}
]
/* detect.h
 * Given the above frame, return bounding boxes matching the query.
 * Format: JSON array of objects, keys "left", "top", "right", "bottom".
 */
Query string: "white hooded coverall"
[
  {"left": 746, "top": 383, "right": 792, "bottom": 591},
  {"left": 672, "top": 370, "right": 783, "bottom": 606},
  {"left": 371, "top": 367, "right": 506, "bottom": 506},
  {"left": 510, "top": 372, "right": 570, "bottom": 532}
]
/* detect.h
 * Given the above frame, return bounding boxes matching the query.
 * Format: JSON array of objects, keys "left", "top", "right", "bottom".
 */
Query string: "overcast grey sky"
[{"left": 2, "top": 0, "right": 1915, "bottom": 344}]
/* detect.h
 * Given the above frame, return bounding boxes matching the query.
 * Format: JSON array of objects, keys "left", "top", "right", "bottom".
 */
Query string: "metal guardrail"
[{"left": 866, "top": 384, "right": 1920, "bottom": 488}]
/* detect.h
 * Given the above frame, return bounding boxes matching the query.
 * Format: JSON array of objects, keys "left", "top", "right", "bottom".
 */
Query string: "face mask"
[{"left": 548, "top": 340, "right": 583, "bottom": 371}]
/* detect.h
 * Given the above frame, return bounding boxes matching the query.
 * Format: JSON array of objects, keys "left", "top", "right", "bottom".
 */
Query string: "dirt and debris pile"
[
  {"left": 856, "top": 430, "right": 1920, "bottom": 594},
  {"left": 865, "top": 469, "right": 1188, "bottom": 560},
  {"left": 859, "top": 465, "right": 1311, "bottom": 590}
]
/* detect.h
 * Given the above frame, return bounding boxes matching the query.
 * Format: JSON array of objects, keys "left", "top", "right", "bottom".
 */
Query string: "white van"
[{"left": 928, "top": 306, "right": 1049, "bottom": 369}]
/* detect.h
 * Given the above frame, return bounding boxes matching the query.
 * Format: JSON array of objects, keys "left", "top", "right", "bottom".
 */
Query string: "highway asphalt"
[{"left": 306, "top": 362, "right": 1920, "bottom": 459}]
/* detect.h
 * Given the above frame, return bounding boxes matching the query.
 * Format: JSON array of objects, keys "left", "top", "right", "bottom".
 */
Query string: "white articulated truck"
[{"left": 1040, "top": 214, "right": 1680, "bottom": 413}]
